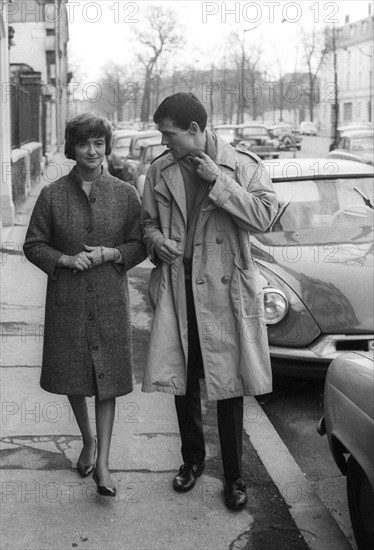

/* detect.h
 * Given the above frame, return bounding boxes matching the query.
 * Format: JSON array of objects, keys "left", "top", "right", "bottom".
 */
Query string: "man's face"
[{"left": 157, "top": 117, "right": 197, "bottom": 159}]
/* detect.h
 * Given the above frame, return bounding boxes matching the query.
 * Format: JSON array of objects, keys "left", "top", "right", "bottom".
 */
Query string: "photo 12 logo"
[
  {"left": 201, "top": 2, "right": 340, "bottom": 24},
  {"left": 3, "top": 1, "right": 140, "bottom": 24}
]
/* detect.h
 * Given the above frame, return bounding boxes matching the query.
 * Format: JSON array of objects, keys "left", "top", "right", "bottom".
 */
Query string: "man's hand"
[
  {"left": 154, "top": 239, "right": 182, "bottom": 264},
  {"left": 192, "top": 151, "right": 221, "bottom": 183}
]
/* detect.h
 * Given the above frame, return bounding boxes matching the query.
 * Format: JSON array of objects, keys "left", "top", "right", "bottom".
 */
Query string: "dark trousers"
[{"left": 174, "top": 279, "right": 243, "bottom": 481}]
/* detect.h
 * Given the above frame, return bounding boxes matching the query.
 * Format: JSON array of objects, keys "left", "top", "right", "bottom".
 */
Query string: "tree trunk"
[{"left": 141, "top": 69, "right": 152, "bottom": 122}]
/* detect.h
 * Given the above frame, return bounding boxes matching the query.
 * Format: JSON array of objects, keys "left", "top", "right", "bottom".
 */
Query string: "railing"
[{"left": 10, "top": 77, "right": 41, "bottom": 148}]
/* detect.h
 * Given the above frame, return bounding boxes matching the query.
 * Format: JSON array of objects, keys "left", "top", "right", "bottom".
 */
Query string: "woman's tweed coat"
[{"left": 23, "top": 166, "right": 146, "bottom": 400}]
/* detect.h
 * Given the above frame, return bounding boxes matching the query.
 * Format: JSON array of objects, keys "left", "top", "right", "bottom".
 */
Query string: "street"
[
  {"left": 259, "top": 377, "right": 357, "bottom": 550},
  {"left": 259, "top": 132, "right": 356, "bottom": 548}
]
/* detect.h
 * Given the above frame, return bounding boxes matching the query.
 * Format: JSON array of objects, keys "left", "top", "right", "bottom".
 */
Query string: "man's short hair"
[
  {"left": 64, "top": 113, "right": 112, "bottom": 160},
  {"left": 153, "top": 93, "right": 207, "bottom": 131}
]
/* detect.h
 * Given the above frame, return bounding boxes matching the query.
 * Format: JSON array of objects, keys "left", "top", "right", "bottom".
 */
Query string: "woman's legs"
[
  {"left": 94, "top": 397, "right": 116, "bottom": 486},
  {"left": 68, "top": 396, "right": 96, "bottom": 466},
  {"left": 68, "top": 395, "right": 116, "bottom": 486}
]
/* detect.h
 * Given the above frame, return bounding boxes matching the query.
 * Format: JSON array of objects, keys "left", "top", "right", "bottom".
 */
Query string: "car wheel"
[{"left": 347, "top": 456, "right": 374, "bottom": 550}]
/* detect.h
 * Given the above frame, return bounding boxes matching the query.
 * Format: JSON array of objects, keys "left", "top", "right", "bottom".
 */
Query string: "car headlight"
[{"left": 263, "top": 287, "right": 289, "bottom": 325}]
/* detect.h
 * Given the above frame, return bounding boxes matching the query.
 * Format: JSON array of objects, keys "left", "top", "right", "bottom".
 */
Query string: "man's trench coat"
[
  {"left": 24, "top": 167, "right": 146, "bottom": 400},
  {"left": 141, "top": 134, "right": 278, "bottom": 400}
]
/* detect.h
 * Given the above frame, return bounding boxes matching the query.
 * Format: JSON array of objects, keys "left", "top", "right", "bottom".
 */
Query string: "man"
[{"left": 141, "top": 93, "right": 278, "bottom": 510}]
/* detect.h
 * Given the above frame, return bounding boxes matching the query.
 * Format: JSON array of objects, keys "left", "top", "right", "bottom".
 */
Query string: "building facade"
[
  {"left": 1, "top": 0, "right": 14, "bottom": 228},
  {"left": 319, "top": 13, "right": 373, "bottom": 134},
  {"left": 8, "top": 0, "right": 70, "bottom": 158}
]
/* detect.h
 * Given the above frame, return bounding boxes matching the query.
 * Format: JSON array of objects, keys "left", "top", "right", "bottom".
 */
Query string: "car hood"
[{"left": 253, "top": 232, "right": 373, "bottom": 334}]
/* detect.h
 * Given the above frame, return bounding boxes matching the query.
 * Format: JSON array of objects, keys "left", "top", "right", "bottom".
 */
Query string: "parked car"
[
  {"left": 107, "top": 129, "right": 139, "bottom": 178},
  {"left": 232, "top": 123, "right": 279, "bottom": 159},
  {"left": 327, "top": 129, "right": 373, "bottom": 166},
  {"left": 267, "top": 123, "right": 302, "bottom": 151},
  {"left": 135, "top": 139, "right": 167, "bottom": 197},
  {"left": 113, "top": 121, "right": 136, "bottom": 130},
  {"left": 299, "top": 121, "right": 318, "bottom": 135},
  {"left": 120, "top": 130, "right": 161, "bottom": 183},
  {"left": 317, "top": 352, "right": 374, "bottom": 550},
  {"left": 329, "top": 123, "right": 373, "bottom": 151},
  {"left": 213, "top": 124, "right": 238, "bottom": 144},
  {"left": 252, "top": 158, "right": 373, "bottom": 377}
]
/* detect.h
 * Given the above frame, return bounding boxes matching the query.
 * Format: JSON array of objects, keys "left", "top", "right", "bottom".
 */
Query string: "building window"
[{"left": 343, "top": 102, "right": 353, "bottom": 122}]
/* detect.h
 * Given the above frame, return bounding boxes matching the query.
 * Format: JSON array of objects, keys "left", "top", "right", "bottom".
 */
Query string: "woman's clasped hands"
[{"left": 67, "top": 244, "right": 121, "bottom": 272}]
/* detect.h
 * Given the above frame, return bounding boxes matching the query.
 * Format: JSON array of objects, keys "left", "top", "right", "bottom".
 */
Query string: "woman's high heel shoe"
[
  {"left": 77, "top": 438, "right": 96, "bottom": 478},
  {"left": 92, "top": 469, "right": 116, "bottom": 497}
]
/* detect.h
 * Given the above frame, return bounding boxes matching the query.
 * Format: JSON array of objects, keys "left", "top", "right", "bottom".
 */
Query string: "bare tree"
[
  {"left": 227, "top": 29, "right": 263, "bottom": 124},
  {"left": 299, "top": 25, "right": 328, "bottom": 121},
  {"left": 134, "top": 5, "right": 182, "bottom": 122},
  {"left": 96, "top": 62, "right": 138, "bottom": 122}
]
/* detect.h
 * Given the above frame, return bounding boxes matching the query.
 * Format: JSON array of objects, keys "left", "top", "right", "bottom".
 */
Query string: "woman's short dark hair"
[
  {"left": 64, "top": 113, "right": 112, "bottom": 160},
  {"left": 153, "top": 93, "right": 207, "bottom": 131}
]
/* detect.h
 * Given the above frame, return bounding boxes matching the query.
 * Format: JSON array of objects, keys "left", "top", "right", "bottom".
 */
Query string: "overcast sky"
[{"left": 68, "top": 0, "right": 372, "bottom": 81}]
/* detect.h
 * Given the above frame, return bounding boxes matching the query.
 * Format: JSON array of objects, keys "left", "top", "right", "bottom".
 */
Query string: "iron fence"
[{"left": 10, "top": 76, "right": 41, "bottom": 148}]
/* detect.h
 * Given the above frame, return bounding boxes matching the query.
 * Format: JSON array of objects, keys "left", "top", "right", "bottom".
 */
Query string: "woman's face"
[{"left": 74, "top": 135, "right": 106, "bottom": 172}]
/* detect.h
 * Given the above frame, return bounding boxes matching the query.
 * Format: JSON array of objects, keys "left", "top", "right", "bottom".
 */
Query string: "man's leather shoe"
[
  {"left": 224, "top": 478, "right": 248, "bottom": 510},
  {"left": 172, "top": 462, "right": 205, "bottom": 492}
]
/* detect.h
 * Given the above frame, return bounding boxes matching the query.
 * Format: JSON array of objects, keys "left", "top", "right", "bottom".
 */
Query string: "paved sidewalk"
[{"left": 0, "top": 153, "right": 352, "bottom": 550}]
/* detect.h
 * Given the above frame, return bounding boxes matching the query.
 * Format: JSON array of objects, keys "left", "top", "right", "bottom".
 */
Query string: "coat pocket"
[
  {"left": 54, "top": 271, "right": 74, "bottom": 306},
  {"left": 230, "top": 262, "right": 264, "bottom": 319},
  {"left": 154, "top": 188, "right": 170, "bottom": 208}
]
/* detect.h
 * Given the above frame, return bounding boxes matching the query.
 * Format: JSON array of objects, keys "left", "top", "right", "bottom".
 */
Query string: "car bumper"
[{"left": 270, "top": 334, "right": 374, "bottom": 376}]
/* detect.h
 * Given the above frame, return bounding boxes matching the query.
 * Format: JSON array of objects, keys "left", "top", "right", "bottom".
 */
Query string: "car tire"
[{"left": 347, "top": 455, "right": 374, "bottom": 550}]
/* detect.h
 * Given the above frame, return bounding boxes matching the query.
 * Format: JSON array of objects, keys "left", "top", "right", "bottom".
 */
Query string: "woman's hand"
[
  {"left": 83, "top": 244, "right": 121, "bottom": 266},
  {"left": 59, "top": 252, "right": 92, "bottom": 271}
]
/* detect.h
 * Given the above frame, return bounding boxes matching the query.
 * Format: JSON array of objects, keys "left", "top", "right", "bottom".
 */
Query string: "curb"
[{"left": 244, "top": 396, "right": 352, "bottom": 550}]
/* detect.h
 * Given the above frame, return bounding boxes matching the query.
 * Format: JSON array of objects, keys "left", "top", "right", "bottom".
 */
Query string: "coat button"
[
  {"left": 88, "top": 314, "right": 93, "bottom": 320},
  {"left": 221, "top": 275, "right": 230, "bottom": 284},
  {"left": 90, "top": 197, "right": 96, "bottom": 203},
  {"left": 93, "top": 345, "right": 98, "bottom": 351},
  {"left": 98, "top": 373, "right": 104, "bottom": 380},
  {"left": 86, "top": 226, "right": 92, "bottom": 233},
  {"left": 216, "top": 236, "right": 224, "bottom": 244}
]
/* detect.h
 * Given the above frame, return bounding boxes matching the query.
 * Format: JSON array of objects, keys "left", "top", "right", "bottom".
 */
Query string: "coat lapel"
[{"left": 160, "top": 156, "right": 187, "bottom": 225}]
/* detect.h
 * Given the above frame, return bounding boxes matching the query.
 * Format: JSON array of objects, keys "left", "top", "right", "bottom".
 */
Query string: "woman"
[{"left": 24, "top": 113, "right": 146, "bottom": 496}]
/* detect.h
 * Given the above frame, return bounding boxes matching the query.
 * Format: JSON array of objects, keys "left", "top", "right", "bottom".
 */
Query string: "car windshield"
[
  {"left": 241, "top": 127, "right": 268, "bottom": 137},
  {"left": 351, "top": 136, "right": 373, "bottom": 152},
  {"left": 114, "top": 136, "right": 132, "bottom": 149},
  {"left": 254, "top": 177, "right": 374, "bottom": 245}
]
